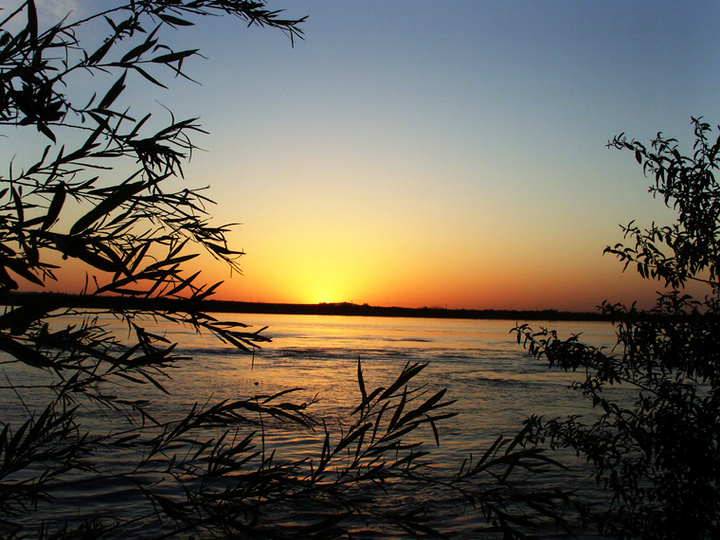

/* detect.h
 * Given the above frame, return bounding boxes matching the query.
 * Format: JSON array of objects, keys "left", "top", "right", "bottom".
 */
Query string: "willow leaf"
[
  {"left": 70, "top": 181, "right": 145, "bottom": 235},
  {"left": 41, "top": 183, "right": 65, "bottom": 231}
]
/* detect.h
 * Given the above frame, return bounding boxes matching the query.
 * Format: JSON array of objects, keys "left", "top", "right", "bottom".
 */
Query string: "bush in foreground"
[{"left": 515, "top": 118, "right": 720, "bottom": 539}]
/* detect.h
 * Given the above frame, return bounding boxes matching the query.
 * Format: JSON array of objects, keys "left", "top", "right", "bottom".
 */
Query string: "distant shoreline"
[{"left": 2, "top": 292, "right": 610, "bottom": 322}]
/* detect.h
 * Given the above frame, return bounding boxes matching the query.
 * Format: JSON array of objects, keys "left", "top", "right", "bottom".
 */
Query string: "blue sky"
[{"left": 14, "top": 1, "right": 720, "bottom": 309}]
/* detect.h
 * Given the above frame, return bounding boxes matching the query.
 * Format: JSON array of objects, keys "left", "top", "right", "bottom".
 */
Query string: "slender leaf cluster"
[
  {"left": 0, "top": 1, "right": 299, "bottom": 536},
  {"left": 606, "top": 118, "right": 720, "bottom": 290},
  {"left": 513, "top": 119, "right": 720, "bottom": 539},
  {"left": 0, "top": 1, "right": 304, "bottom": 299}
]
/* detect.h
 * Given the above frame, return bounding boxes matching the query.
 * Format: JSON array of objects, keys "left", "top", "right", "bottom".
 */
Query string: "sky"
[{"left": 10, "top": 1, "right": 720, "bottom": 311}]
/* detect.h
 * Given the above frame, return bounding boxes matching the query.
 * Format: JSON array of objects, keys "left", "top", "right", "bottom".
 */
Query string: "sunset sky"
[{"left": 15, "top": 1, "right": 720, "bottom": 311}]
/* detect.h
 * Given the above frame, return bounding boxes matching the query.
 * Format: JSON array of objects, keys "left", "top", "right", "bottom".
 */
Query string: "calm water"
[{"left": 1, "top": 313, "right": 617, "bottom": 537}]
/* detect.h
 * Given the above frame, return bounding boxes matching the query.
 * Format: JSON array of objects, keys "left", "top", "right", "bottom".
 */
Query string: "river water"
[{"left": 1, "top": 313, "right": 617, "bottom": 538}]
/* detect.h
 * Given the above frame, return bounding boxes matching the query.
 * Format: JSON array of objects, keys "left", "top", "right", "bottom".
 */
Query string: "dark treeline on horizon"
[{"left": 3, "top": 292, "right": 611, "bottom": 321}]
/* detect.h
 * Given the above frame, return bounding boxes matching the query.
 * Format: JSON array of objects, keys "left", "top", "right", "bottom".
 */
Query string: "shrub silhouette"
[
  {"left": 0, "top": 2, "right": 572, "bottom": 538},
  {"left": 514, "top": 118, "right": 720, "bottom": 539}
]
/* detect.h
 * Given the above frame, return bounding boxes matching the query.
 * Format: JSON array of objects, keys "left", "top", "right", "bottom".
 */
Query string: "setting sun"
[
  {"left": 297, "top": 283, "right": 348, "bottom": 305},
  {"left": 292, "top": 264, "right": 358, "bottom": 305}
]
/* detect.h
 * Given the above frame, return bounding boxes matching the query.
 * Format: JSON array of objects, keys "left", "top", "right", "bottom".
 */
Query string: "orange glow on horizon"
[{"left": 19, "top": 238, "right": 704, "bottom": 315}]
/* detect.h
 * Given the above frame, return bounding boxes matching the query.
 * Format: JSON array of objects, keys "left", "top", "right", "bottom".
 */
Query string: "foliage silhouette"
[
  {"left": 0, "top": 2, "right": 573, "bottom": 538},
  {"left": 514, "top": 118, "right": 720, "bottom": 539}
]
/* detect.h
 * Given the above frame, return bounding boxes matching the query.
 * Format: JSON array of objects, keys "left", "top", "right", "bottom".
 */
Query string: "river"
[{"left": 1, "top": 312, "right": 617, "bottom": 538}]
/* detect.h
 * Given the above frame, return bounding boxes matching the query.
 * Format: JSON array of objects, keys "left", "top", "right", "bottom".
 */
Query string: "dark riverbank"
[{"left": 2, "top": 292, "right": 610, "bottom": 321}]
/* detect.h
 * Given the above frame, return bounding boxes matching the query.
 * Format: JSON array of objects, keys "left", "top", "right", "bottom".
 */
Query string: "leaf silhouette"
[{"left": 70, "top": 181, "right": 145, "bottom": 235}]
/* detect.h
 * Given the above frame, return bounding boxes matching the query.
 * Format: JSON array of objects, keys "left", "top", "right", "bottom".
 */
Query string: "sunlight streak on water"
[{"left": 0, "top": 313, "right": 617, "bottom": 537}]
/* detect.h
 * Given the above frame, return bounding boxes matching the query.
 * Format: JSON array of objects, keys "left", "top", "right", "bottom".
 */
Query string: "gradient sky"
[{"left": 16, "top": 1, "right": 720, "bottom": 310}]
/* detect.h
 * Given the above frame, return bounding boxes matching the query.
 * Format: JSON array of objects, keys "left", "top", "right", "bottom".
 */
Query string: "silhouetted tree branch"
[{"left": 515, "top": 118, "right": 720, "bottom": 539}]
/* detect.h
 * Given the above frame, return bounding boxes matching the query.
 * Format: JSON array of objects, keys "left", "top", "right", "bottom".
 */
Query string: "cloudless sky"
[{"left": 15, "top": 1, "right": 720, "bottom": 310}]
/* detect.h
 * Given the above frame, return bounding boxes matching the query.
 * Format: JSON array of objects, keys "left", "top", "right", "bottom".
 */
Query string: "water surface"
[{"left": 1, "top": 313, "right": 617, "bottom": 537}]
